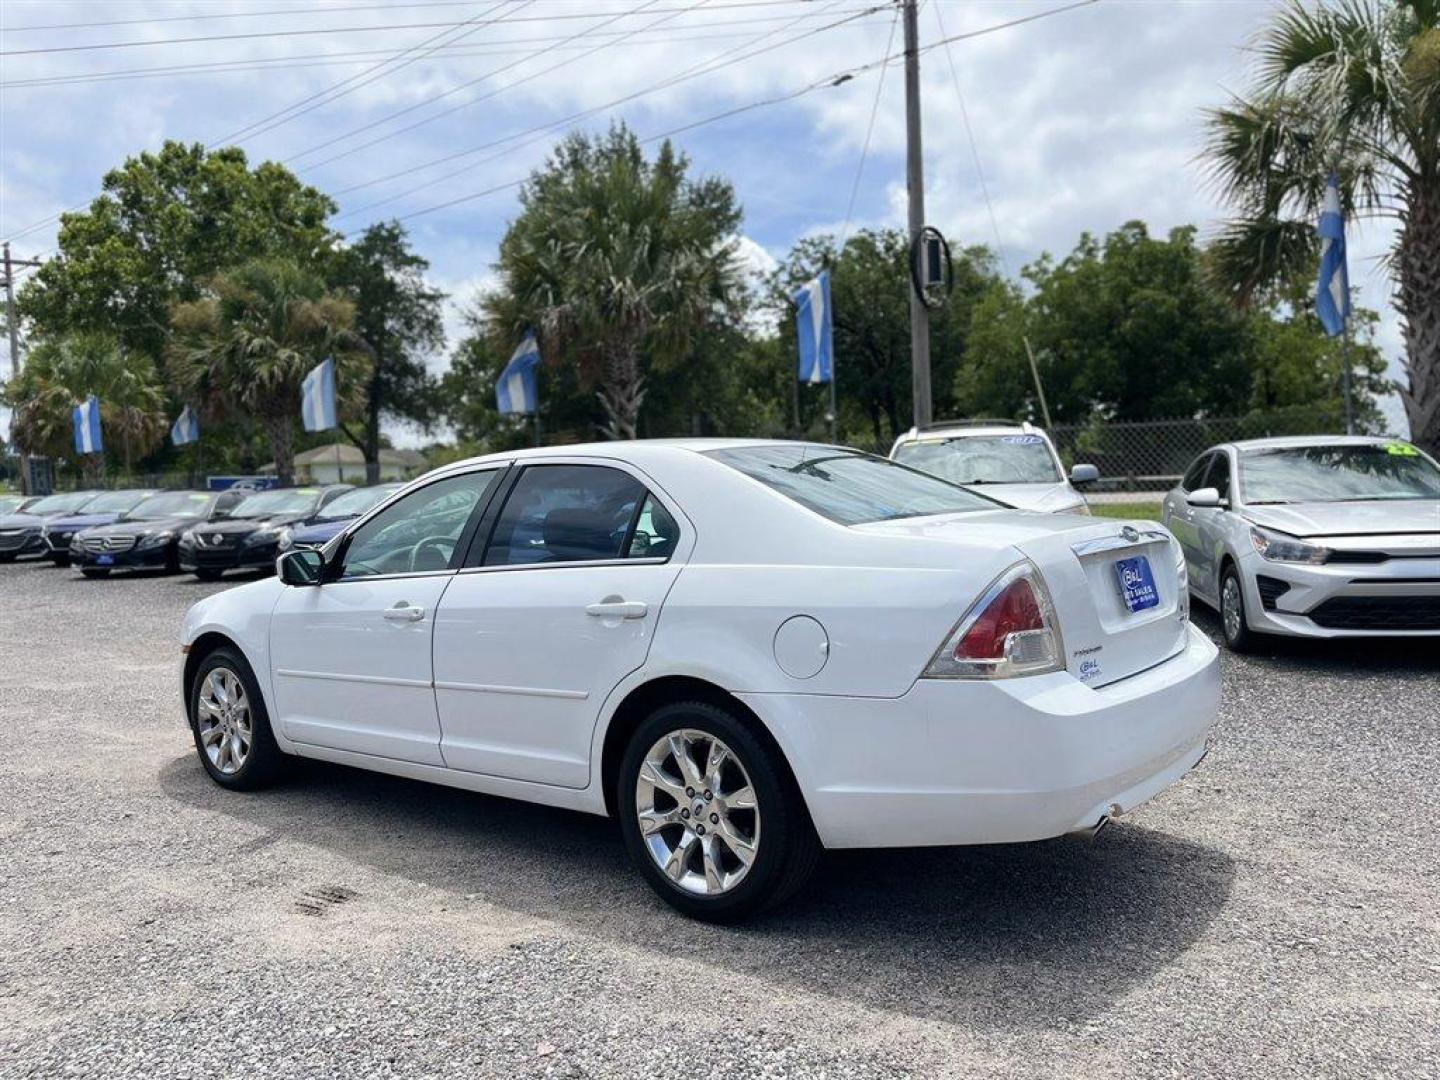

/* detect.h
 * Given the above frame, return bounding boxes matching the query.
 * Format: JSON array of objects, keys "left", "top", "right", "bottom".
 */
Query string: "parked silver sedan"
[{"left": 1161, "top": 436, "right": 1440, "bottom": 650}]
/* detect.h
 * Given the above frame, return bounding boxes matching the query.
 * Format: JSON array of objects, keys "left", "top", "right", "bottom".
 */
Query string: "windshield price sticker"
[
  {"left": 1001, "top": 435, "right": 1044, "bottom": 445},
  {"left": 1385, "top": 442, "right": 1419, "bottom": 456}
]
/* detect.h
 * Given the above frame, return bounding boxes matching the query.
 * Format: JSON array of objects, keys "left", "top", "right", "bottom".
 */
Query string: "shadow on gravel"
[
  {"left": 1190, "top": 607, "right": 1439, "bottom": 679},
  {"left": 159, "top": 753, "right": 1234, "bottom": 1031}
]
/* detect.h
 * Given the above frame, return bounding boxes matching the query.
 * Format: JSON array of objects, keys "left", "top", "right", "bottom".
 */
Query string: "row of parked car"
[{"left": 0, "top": 482, "right": 403, "bottom": 580}]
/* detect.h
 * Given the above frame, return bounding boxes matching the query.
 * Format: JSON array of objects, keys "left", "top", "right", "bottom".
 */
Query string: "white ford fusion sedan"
[{"left": 180, "top": 440, "right": 1219, "bottom": 920}]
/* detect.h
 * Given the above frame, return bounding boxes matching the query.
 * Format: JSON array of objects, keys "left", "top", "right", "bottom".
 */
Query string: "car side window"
[
  {"left": 339, "top": 471, "right": 496, "bottom": 579},
  {"left": 626, "top": 493, "right": 680, "bottom": 560},
  {"left": 1206, "top": 453, "right": 1231, "bottom": 501},
  {"left": 1181, "top": 454, "right": 1212, "bottom": 492},
  {"left": 482, "top": 464, "right": 646, "bottom": 567}
]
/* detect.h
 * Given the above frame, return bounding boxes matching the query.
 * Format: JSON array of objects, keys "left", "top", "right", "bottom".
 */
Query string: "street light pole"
[{"left": 902, "top": 0, "right": 932, "bottom": 429}]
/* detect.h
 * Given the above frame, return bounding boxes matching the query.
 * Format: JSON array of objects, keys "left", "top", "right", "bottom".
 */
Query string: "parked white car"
[
  {"left": 181, "top": 440, "right": 1218, "bottom": 920},
  {"left": 1162, "top": 435, "right": 1440, "bottom": 651},
  {"left": 890, "top": 421, "right": 1098, "bottom": 513}
]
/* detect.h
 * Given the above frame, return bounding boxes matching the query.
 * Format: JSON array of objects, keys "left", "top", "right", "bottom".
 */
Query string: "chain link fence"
[{"left": 1048, "top": 408, "right": 1361, "bottom": 493}]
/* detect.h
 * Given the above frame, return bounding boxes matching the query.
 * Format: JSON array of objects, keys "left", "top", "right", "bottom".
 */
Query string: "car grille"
[
  {"left": 195, "top": 531, "right": 237, "bottom": 548},
  {"left": 1324, "top": 550, "right": 1390, "bottom": 565},
  {"left": 1255, "top": 575, "right": 1291, "bottom": 611},
  {"left": 1307, "top": 596, "right": 1440, "bottom": 631},
  {"left": 84, "top": 535, "right": 136, "bottom": 553},
  {"left": 0, "top": 531, "right": 32, "bottom": 551}
]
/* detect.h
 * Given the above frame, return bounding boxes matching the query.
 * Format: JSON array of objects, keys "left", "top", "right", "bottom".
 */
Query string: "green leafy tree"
[
  {"left": 1203, "top": 0, "right": 1440, "bottom": 451},
  {"left": 18, "top": 141, "right": 338, "bottom": 369},
  {"left": 168, "top": 259, "right": 369, "bottom": 485},
  {"left": 4, "top": 334, "right": 167, "bottom": 481},
  {"left": 485, "top": 125, "right": 744, "bottom": 439},
  {"left": 771, "top": 229, "right": 1004, "bottom": 447},
  {"left": 328, "top": 221, "right": 445, "bottom": 482}
]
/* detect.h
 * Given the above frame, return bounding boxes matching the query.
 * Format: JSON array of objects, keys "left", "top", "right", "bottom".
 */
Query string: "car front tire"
[
  {"left": 1219, "top": 563, "right": 1258, "bottom": 652},
  {"left": 188, "top": 646, "right": 285, "bottom": 790},
  {"left": 617, "top": 700, "right": 821, "bottom": 922}
]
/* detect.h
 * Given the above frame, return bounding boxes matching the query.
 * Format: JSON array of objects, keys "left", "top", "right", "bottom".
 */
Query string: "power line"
[
  {"left": 328, "top": 1, "right": 882, "bottom": 213},
  {"left": 2, "top": 8, "right": 876, "bottom": 90},
  {"left": 214, "top": 0, "right": 526, "bottom": 147},
  {"left": 287, "top": 0, "right": 697, "bottom": 170},
  {"left": 0, "top": 0, "right": 814, "bottom": 56},
  {"left": 2, "top": 0, "right": 516, "bottom": 34},
  {"left": 378, "top": 0, "right": 1100, "bottom": 226},
  {"left": 837, "top": 5, "right": 900, "bottom": 251}
]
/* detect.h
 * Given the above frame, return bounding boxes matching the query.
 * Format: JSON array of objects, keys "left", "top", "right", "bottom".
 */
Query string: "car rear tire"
[
  {"left": 194, "top": 568, "right": 222, "bottom": 582},
  {"left": 81, "top": 568, "right": 109, "bottom": 579},
  {"left": 188, "top": 646, "right": 285, "bottom": 790},
  {"left": 1219, "top": 564, "right": 1258, "bottom": 653},
  {"left": 617, "top": 700, "right": 821, "bottom": 922}
]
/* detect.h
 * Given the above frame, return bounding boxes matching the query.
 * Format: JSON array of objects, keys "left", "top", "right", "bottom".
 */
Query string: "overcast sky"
[{"left": 0, "top": 0, "right": 1410, "bottom": 445}]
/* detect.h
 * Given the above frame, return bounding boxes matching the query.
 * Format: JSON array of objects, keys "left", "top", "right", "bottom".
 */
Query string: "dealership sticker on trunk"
[{"left": 1114, "top": 555, "right": 1159, "bottom": 614}]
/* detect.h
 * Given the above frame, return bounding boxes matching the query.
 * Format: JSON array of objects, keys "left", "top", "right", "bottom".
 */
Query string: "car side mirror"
[
  {"left": 1186, "top": 486, "right": 1224, "bottom": 509},
  {"left": 1069, "top": 463, "right": 1099, "bottom": 486},
  {"left": 278, "top": 548, "right": 324, "bottom": 586}
]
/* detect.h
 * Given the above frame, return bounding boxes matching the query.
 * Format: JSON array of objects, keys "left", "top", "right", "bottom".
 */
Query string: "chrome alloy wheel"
[
  {"left": 634, "top": 729, "right": 760, "bottom": 896},
  {"left": 195, "top": 667, "right": 253, "bottom": 775},
  {"left": 1221, "top": 574, "right": 1244, "bottom": 642}
]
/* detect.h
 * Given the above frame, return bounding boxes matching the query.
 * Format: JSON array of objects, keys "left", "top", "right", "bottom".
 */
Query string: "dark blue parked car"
[
  {"left": 41, "top": 489, "right": 158, "bottom": 566},
  {"left": 71, "top": 489, "right": 248, "bottom": 577},
  {"left": 277, "top": 482, "right": 404, "bottom": 553},
  {"left": 0, "top": 490, "right": 102, "bottom": 561}
]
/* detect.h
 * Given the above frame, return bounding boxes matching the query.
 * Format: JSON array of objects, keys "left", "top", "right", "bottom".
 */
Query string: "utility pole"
[{"left": 902, "top": 0, "right": 932, "bottom": 428}]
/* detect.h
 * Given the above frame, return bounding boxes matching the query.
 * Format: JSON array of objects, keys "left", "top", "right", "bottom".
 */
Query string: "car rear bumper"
[
  {"left": 739, "top": 622, "right": 1220, "bottom": 849},
  {"left": 1236, "top": 550, "right": 1440, "bottom": 637}
]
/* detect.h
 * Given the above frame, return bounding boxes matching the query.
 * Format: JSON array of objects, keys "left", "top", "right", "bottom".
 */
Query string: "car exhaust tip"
[{"left": 1068, "top": 803, "right": 1124, "bottom": 839}]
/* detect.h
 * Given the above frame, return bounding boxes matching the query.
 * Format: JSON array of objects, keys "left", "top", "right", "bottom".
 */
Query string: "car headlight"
[
  {"left": 138, "top": 531, "right": 175, "bottom": 549},
  {"left": 276, "top": 528, "right": 294, "bottom": 551},
  {"left": 178, "top": 530, "right": 197, "bottom": 548},
  {"left": 1249, "top": 526, "right": 1329, "bottom": 564}
]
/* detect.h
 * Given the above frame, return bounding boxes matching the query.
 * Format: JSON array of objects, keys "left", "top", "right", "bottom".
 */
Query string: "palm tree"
[
  {"left": 4, "top": 334, "right": 168, "bottom": 483},
  {"left": 487, "top": 126, "right": 743, "bottom": 439},
  {"left": 1203, "top": 0, "right": 1440, "bottom": 451},
  {"left": 169, "top": 258, "right": 368, "bottom": 484}
]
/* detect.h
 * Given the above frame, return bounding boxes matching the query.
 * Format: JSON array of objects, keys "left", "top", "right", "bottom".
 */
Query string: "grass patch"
[{"left": 1089, "top": 501, "right": 1164, "bottom": 522}]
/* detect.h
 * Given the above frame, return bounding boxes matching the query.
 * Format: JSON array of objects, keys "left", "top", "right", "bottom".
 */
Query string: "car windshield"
[
  {"left": 124, "top": 491, "right": 215, "bottom": 521},
  {"left": 316, "top": 484, "right": 400, "bottom": 521},
  {"left": 0, "top": 496, "right": 25, "bottom": 515},
  {"left": 227, "top": 489, "right": 321, "bottom": 518},
  {"left": 26, "top": 492, "right": 97, "bottom": 515},
  {"left": 1240, "top": 444, "right": 1440, "bottom": 504},
  {"left": 892, "top": 434, "right": 1061, "bottom": 484},
  {"left": 82, "top": 490, "right": 152, "bottom": 514},
  {"left": 707, "top": 445, "right": 998, "bottom": 526}
]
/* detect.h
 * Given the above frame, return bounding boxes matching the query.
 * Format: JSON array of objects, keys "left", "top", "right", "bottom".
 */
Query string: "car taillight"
[{"left": 923, "top": 562, "right": 1063, "bottom": 680}]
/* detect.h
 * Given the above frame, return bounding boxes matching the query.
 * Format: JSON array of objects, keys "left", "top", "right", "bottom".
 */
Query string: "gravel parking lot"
[{"left": 1, "top": 559, "right": 1436, "bottom": 1079}]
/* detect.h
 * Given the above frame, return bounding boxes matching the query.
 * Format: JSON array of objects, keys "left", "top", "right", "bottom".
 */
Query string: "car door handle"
[
  {"left": 383, "top": 602, "right": 425, "bottom": 623},
  {"left": 585, "top": 598, "right": 648, "bottom": 620}
]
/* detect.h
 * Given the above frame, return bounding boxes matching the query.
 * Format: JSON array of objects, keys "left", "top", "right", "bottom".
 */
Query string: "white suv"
[{"left": 891, "top": 421, "right": 1097, "bottom": 514}]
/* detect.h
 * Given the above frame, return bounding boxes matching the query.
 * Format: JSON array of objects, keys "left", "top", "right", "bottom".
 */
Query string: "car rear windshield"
[
  {"left": 1241, "top": 444, "right": 1440, "bottom": 504},
  {"left": 316, "top": 484, "right": 400, "bottom": 521},
  {"left": 707, "top": 445, "right": 997, "bottom": 525},
  {"left": 892, "top": 434, "right": 1060, "bottom": 484},
  {"left": 126, "top": 491, "right": 215, "bottom": 520},
  {"left": 227, "top": 489, "right": 322, "bottom": 518}
]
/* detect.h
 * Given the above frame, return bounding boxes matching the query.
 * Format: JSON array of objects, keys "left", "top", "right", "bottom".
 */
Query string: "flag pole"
[
  {"left": 1341, "top": 323, "right": 1354, "bottom": 436},
  {"left": 828, "top": 364, "right": 838, "bottom": 444}
]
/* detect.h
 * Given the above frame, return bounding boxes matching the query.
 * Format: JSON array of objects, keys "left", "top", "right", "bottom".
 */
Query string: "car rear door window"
[{"left": 481, "top": 464, "right": 647, "bottom": 567}]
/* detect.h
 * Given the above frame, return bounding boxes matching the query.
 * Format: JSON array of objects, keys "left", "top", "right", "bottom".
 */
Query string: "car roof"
[
  {"left": 1221, "top": 435, "right": 1412, "bottom": 452},
  {"left": 893, "top": 421, "right": 1045, "bottom": 443},
  {"left": 429, "top": 438, "right": 847, "bottom": 475}
]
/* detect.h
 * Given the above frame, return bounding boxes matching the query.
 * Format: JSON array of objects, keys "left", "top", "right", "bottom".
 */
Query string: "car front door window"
[{"left": 342, "top": 472, "right": 497, "bottom": 579}]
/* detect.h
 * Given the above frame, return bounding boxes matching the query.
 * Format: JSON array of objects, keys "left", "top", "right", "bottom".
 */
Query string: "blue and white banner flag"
[
  {"left": 301, "top": 357, "right": 338, "bottom": 432},
  {"left": 170, "top": 404, "right": 199, "bottom": 447},
  {"left": 1315, "top": 172, "right": 1351, "bottom": 337},
  {"left": 496, "top": 331, "right": 541, "bottom": 415},
  {"left": 72, "top": 395, "right": 102, "bottom": 455},
  {"left": 793, "top": 270, "right": 833, "bottom": 385}
]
